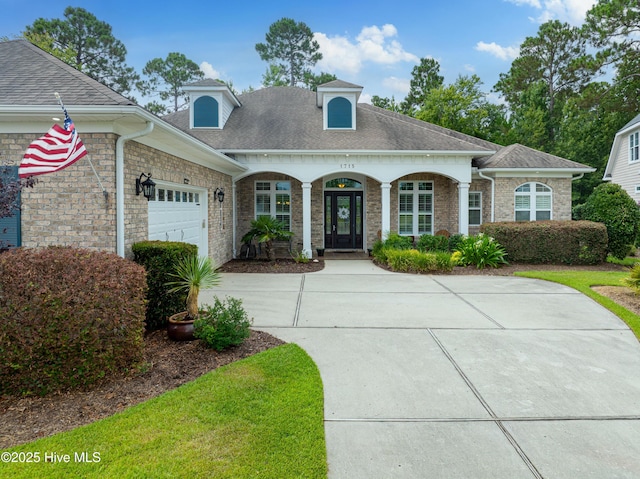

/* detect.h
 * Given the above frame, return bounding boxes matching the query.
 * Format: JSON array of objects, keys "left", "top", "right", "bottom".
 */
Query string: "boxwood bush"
[
  {"left": 480, "top": 220, "right": 607, "bottom": 265},
  {"left": 132, "top": 241, "right": 197, "bottom": 330},
  {"left": 0, "top": 247, "right": 147, "bottom": 396}
]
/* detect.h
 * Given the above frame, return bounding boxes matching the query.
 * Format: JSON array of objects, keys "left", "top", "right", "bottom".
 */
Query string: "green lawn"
[
  {"left": 515, "top": 269, "right": 640, "bottom": 339},
  {"left": 0, "top": 344, "right": 327, "bottom": 479}
]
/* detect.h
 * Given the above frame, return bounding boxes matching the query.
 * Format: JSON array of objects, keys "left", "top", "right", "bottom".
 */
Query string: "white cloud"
[
  {"left": 314, "top": 24, "right": 419, "bottom": 75},
  {"left": 475, "top": 41, "right": 520, "bottom": 60},
  {"left": 505, "top": 0, "right": 597, "bottom": 25},
  {"left": 200, "top": 61, "right": 220, "bottom": 79},
  {"left": 382, "top": 76, "right": 411, "bottom": 95}
]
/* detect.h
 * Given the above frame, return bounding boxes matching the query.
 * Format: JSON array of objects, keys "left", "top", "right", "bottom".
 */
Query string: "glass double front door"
[{"left": 324, "top": 191, "right": 363, "bottom": 249}]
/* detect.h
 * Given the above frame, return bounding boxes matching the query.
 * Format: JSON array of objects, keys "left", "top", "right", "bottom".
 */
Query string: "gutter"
[
  {"left": 477, "top": 170, "right": 495, "bottom": 222},
  {"left": 116, "top": 121, "right": 155, "bottom": 257}
]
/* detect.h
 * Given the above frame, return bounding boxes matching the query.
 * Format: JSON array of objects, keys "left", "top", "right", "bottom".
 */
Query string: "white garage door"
[{"left": 148, "top": 182, "right": 208, "bottom": 257}]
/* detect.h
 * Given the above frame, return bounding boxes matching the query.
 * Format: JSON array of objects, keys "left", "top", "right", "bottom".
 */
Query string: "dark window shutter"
[{"left": 0, "top": 166, "right": 21, "bottom": 248}]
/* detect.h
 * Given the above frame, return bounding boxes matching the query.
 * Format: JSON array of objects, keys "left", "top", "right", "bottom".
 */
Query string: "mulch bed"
[{"left": 0, "top": 257, "right": 634, "bottom": 450}]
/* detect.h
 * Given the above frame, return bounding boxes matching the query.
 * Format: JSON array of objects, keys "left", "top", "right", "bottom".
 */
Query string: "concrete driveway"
[{"left": 203, "top": 260, "right": 640, "bottom": 478}]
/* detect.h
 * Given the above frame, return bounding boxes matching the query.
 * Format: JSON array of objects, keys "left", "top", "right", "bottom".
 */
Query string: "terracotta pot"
[{"left": 167, "top": 311, "right": 196, "bottom": 341}]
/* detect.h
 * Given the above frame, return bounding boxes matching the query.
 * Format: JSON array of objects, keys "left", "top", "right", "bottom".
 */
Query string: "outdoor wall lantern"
[
  {"left": 214, "top": 187, "right": 225, "bottom": 203},
  {"left": 136, "top": 172, "right": 156, "bottom": 201}
]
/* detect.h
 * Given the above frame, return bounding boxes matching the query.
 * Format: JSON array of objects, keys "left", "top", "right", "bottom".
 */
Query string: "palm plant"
[
  {"left": 166, "top": 255, "right": 221, "bottom": 319},
  {"left": 242, "top": 216, "right": 294, "bottom": 262}
]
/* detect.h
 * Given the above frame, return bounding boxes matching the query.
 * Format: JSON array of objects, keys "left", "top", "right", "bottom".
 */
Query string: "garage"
[{"left": 148, "top": 182, "right": 208, "bottom": 257}]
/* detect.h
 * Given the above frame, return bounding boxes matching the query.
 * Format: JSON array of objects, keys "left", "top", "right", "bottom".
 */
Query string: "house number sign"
[{"left": 340, "top": 163, "right": 356, "bottom": 169}]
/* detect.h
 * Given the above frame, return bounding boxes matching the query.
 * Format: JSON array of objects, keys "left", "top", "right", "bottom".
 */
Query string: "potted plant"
[
  {"left": 242, "top": 216, "right": 294, "bottom": 262},
  {"left": 165, "top": 255, "right": 221, "bottom": 340}
]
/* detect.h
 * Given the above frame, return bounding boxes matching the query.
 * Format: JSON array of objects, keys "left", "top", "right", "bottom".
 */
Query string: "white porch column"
[
  {"left": 381, "top": 182, "right": 391, "bottom": 240},
  {"left": 302, "top": 182, "right": 312, "bottom": 257},
  {"left": 458, "top": 182, "right": 470, "bottom": 235}
]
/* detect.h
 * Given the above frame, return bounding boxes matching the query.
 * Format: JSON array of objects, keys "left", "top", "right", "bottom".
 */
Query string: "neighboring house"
[
  {"left": 1, "top": 40, "right": 594, "bottom": 262},
  {"left": 603, "top": 113, "right": 640, "bottom": 202}
]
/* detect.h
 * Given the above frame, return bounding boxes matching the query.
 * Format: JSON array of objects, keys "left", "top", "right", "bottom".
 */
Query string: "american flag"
[{"left": 19, "top": 111, "right": 87, "bottom": 178}]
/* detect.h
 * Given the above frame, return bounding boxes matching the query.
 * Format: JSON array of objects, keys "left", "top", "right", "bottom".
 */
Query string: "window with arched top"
[
  {"left": 193, "top": 96, "right": 219, "bottom": 128},
  {"left": 325, "top": 178, "right": 362, "bottom": 189},
  {"left": 515, "top": 182, "right": 552, "bottom": 221},
  {"left": 327, "top": 97, "right": 352, "bottom": 128}
]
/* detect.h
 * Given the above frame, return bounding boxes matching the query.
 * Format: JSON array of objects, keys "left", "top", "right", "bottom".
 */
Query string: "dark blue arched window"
[
  {"left": 327, "top": 97, "right": 352, "bottom": 128},
  {"left": 193, "top": 96, "right": 219, "bottom": 127}
]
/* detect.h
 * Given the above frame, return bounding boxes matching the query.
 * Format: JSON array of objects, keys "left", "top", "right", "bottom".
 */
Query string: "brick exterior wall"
[
  {"left": 1, "top": 133, "right": 234, "bottom": 266},
  {"left": 494, "top": 177, "right": 573, "bottom": 222}
]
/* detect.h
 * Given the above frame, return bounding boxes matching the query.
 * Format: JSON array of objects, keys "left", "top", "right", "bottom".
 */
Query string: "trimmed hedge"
[
  {"left": 0, "top": 247, "right": 147, "bottom": 396},
  {"left": 480, "top": 220, "right": 607, "bottom": 265},
  {"left": 132, "top": 241, "right": 198, "bottom": 330}
]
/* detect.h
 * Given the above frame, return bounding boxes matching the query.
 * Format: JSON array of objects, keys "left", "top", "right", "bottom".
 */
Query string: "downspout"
[
  {"left": 571, "top": 173, "right": 585, "bottom": 182},
  {"left": 477, "top": 170, "right": 495, "bottom": 222},
  {"left": 116, "top": 122, "right": 155, "bottom": 257}
]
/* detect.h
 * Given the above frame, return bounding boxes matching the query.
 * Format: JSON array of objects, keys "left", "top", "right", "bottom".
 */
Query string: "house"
[
  {"left": 603, "top": 113, "right": 640, "bottom": 201},
  {"left": 1, "top": 39, "right": 594, "bottom": 263}
]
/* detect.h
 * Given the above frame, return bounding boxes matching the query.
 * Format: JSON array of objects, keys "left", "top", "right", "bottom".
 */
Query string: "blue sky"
[{"left": 1, "top": 0, "right": 598, "bottom": 103}]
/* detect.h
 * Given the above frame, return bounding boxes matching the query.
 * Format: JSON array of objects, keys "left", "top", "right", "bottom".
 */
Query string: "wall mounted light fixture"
[
  {"left": 214, "top": 187, "right": 225, "bottom": 203},
  {"left": 136, "top": 172, "right": 156, "bottom": 201}
]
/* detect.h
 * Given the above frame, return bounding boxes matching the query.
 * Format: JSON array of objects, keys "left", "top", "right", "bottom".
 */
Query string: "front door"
[{"left": 324, "top": 191, "right": 363, "bottom": 249}]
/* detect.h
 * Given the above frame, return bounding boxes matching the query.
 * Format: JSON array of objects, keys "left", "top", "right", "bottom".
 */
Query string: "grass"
[
  {"left": 0, "top": 344, "right": 327, "bottom": 479},
  {"left": 515, "top": 269, "right": 640, "bottom": 339}
]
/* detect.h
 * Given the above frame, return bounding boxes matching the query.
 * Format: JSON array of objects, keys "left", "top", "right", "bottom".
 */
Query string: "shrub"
[
  {"left": 0, "top": 247, "right": 147, "bottom": 396},
  {"left": 194, "top": 297, "right": 252, "bottom": 351},
  {"left": 448, "top": 234, "right": 465, "bottom": 252},
  {"left": 383, "top": 248, "right": 454, "bottom": 273},
  {"left": 132, "top": 241, "right": 198, "bottom": 330},
  {"left": 622, "top": 263, "right": 640, "bottom": 294},
  {"left": 455, "top": 233, "right": 508, "bottom": 269},
  {"left": 581, "top": 183, "right": 640, "bottom": 260},
  {"left": 416, "top": 234, "right": 449, "bottom": 252},
  {"left": 481, "top": 221, "right": 608, "bottom": 265}
]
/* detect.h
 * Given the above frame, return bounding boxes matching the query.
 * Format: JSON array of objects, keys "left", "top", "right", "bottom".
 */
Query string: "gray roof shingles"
[{"left": 0, "top": 39, "right": 133, "bottom": 106}]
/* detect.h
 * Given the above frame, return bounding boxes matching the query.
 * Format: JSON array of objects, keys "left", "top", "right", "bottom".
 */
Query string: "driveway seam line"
[
  {"left": 293, "top": 274, "right": 305, "bottom": 327},
  {"left": 428, "top": 329, "right": 543, "bottom": 479}
]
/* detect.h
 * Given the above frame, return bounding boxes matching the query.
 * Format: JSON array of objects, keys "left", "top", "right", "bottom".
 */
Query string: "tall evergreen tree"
[
  {"left": 255, "top": 18, "right": 322, "bottom": 87},
  {"left": 400, "top": 57, "right": 444, "bottom": 115},
  {"left": 24, "top": 7, "right": 138, "bottom": 96}
]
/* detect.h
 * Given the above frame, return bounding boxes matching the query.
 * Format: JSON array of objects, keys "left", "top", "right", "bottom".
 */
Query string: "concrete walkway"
[{"left": 203, "top": 260, "right": 640, "bottom": 478}]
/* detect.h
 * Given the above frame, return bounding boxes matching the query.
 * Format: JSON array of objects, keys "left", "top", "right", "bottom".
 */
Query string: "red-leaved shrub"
[{"left": 0, "top": 247, "right": 147, "bottom": 396}]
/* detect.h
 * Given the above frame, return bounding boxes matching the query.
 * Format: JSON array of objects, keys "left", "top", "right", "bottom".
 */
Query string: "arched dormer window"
[
  {"left": 327, "top": 97, "right": 352, "bottom": 129},
  {"left": 193, "top": 96, "right": 219, "bottom": 128}
]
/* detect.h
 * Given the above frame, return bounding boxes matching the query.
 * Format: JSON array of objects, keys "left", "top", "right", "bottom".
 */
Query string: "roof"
[
  {"left": 164, "top": 86, "right": 497, "bottom": 154},
  {"left": 475, "top": 143, "right": 592, "bottom": 170},
  {"left": 620, "top": 113, "right": 640, "bottom": 132},
  {"left": 0, "top": 39, "right": 134, "bottom": 106}
]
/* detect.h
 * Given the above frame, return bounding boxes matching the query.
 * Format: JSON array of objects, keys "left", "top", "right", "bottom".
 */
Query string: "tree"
[
  {"left": 371, "top": 95, "right": 403, "bottom": 113},
  {"left": 494, "top": 20, "right": 594, "bottom": 145},
  {"left": 255, "top": 18, "right": 322, "bottom": 87},
  {"left": 139, "top": 52, "right": 204, "bottom": 114},
  {"left": 24, "top": 7, "right": 138, "bottom": 96},
  {"left": 303, "top": 71, "right": 338, "bottom": 91},
  {"left": 416, "top": 74, "right": 498, "bottom": 139},
  {"left": 400, "top": 57, "right": 444, "bottom": 115},
  {"left": 261, "top": 64, "right": 289, "bottom": 87}
]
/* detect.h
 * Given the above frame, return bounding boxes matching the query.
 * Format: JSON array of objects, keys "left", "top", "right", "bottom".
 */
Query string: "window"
[
  {"left": 193, "top": 96, "right": 219, "bottom": 128},
  {"left": 255, "top": 181, "right": 291, "bottom": 230},
  {"left": 515, "top": 182, "right": 552, "bottom": 221},
  {"left": 327, "top": 97, "right": 352, "bottom": 129},
  {"left": 398, "top": 181, "right": 433, "bottom": 235},
  {"left": 469, "top": 192, "right": 482, "bottom": 226},
  {"left": 630, "top": 132, "right": 639, "bottom": 162}
]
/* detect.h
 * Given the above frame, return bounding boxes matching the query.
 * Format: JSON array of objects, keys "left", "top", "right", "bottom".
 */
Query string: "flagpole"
[{"left": 54, "top": 93, "right": 108, "bottom": 202}]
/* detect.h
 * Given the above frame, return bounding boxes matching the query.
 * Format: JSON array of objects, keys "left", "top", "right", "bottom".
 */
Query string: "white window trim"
[
  {"left": 190, "top": 93, "right": 222, "bottom": 130},
  {"left": 630, "top": 132, "right": 639, "bottom": 163},
  {"left": 254, "top": 180, "right": 292, "bottom": 231},
  {"left": 514, "top": 182, "right": 552, "bottom": 222},
  {"left": 322, "top": 93, "right": 357, "bottom": 131},
  {"left": 469, "top": 191, "right": 482, "bottom": 226},
  {"left": 398, "top": 181, "right": 433, "bottom": 236}
]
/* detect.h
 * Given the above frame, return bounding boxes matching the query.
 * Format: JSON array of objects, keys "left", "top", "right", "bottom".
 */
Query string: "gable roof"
[{"left": 0, "top": 39, "right": 134, "bottom": 107}]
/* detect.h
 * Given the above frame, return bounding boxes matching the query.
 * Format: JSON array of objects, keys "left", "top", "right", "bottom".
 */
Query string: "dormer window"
[
  {"left": 317, "top": 80, "right": 363, "bottom": 131},
  {"left": 193, "top": 96, "right": 219, "bottom": 128},
  {"left": 327, "top": 97, "right": 352, "bottom": 129},
  {"left": 184, "top": 79, "right": 241, "bottom": 130}
]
